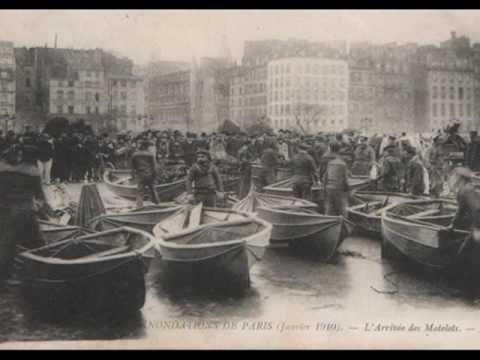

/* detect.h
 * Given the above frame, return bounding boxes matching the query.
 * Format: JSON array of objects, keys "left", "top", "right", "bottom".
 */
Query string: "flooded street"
[{"left": 1, "top": 184, "right": 479, "bottom": 345}]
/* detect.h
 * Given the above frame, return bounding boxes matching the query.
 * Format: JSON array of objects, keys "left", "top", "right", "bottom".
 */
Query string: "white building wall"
[{"left": 267, "top": 57, "right": 349, "bottom": 133}]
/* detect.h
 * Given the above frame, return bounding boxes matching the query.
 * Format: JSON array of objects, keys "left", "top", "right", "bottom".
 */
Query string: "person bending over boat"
[
  {"left": 323, "top": 142, "right": 350, "bottom": 217},
  {"left": 131, "top": 139, "right": 160, "bottom": 208},
  {"left": 186, "top": 149, "right": 224, "bottom": 207},
  {"left": 291, "top": 142, "right": 318, "bottom": 200},
  {"left": 0, "top": 145, "right": 53, "bottom": 283}
]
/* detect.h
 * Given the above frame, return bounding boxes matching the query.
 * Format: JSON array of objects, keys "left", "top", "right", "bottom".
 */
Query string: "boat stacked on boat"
[{"left": 153, "top": 203, "right": 271, "bottom": 292}]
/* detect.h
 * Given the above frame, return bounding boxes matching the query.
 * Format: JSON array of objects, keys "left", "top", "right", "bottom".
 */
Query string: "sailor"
[
  {"left": 186, "top": 149, "right": 224, "bottom": 207},
  {"left": 405, "top": 147, "right": 425, "bottom": 196},
  {"left": 237, "top": 139, "right": 254, "bottom": 199},
  {"left": 291, "top": 142, "right": 318, "bottom": 200},
  {"left": 324, "top": 142, "right": 350, "bottom": 217},
  {"left": 257, "top": 139, "right": 279, "bottom": 191},
  {"left": 131, "top": 139, "right": 160, "bottom": 208},
  {"left": 381, "top": 145, "right": 402, "bottom": 192},
  {"left": 425, "top": 136, "right": 446, "bottom": 198},
  {"left": 0, "top": 145, "right": 53, "bottom": 283},
  {"left": 352, "top": 136, "right": 376, "bottom": 176}
]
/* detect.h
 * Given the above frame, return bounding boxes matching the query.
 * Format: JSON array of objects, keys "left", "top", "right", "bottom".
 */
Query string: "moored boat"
[
  {"left": 104, "top": 169, "right": 186, "bottom": 202},
  {"left": 153, "top": 205, "right": 271, "bottom": 292},
  {"left": 88, "top": 204, "right": 183, "bottom": 233},
  {"left": 256, "top": 206, "right": 352, "bottom": 261},
  {"left": 381, "top": 199, "right": 467, "bottom": 269},
  {"left": 347, "top": 192, "right": 425, "bottom": 237},
  {"left": 232, "top": 189, "right": 318, "bottom": 213},
  {"left": 263, "top": 175, "right": 373, "bottom": 203},
  {"left": 16, "top": 226, "right": 157, "bottom": 317}
]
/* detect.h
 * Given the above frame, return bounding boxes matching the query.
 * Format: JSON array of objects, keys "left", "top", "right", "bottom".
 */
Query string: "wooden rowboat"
[
  {"left": 88, "top": 204, "right": 183, "bottom": 233},
  {"left": 256, "top": 206, "right": 352, "bottom": 261},
  {"left": 104, "top": 169, "right": 186, "bottom": 202},
  {"left": 232, "top": 189, "right": 318, "bottom": 214},
  {"left": 347, "top": 192, "right": 424, "bottom": 237},
  {"left": 39, "top": 221, "right": 94, "bottom": 245},
  {"left": 381, "top": 199, "right": 467, "bottom": 269},
  {"left": 153, "top": 205, "right": 271, "bottom": 292},
  {"left": 263, "top": 175, "right": 373, "bottom": 203},
  {"left": 16, "top": 227, "right": 156, "bottom": 316}
]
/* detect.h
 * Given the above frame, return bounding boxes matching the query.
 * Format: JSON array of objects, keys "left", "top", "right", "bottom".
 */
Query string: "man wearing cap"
[
  {"left": 465, "top": 131, "right": 480, "bottom": 171},
  {"left": 352, "top": 136, "right": 376, "bottom": 176},
  {"left": 186, "top": 149, "right": 224, "bottom": 207},
  {"left": 291, "top": 143, "right": 318, "bottom": 200},
  {"left": 324, "top": 142, "right": 350, "bottom": 216},
  {"left": 405, "top": 147, "right": 425, "bottom": 196},
  {"left": 183, "top": 133, "right": 197, "bottom": 167},
  {"left": 380, "top": 145, "right": 402, "bottom": 192},
  {"left": 131, "top": 140, "right": 160, "bottom": 208},
  {"left": 258, "top": 139, "right": 279, "bottom": 191},
  {"left": 425, "top": 136, "right": 446, "bottom": 197}
]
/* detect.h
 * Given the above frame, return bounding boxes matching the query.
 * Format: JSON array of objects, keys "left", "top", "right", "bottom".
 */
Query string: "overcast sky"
[{"left": 1, "top": 10, "right": 480, "bottom": 65}]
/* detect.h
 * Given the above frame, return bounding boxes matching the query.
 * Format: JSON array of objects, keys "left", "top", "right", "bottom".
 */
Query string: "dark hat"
[
  {"left": 299, "top": 142, "right": 311, "bottom": 151},
  {"left": 196, "top": 148, "right": 211, "bottom": 158}
]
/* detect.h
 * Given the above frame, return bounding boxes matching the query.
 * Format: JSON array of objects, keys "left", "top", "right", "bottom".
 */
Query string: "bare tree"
[{"left": 292, "top": 102, "right": 327, "bottom": 134}]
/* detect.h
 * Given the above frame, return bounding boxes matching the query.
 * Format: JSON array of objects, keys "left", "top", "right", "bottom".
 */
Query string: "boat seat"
[{"left": 407, "top": 209, "right": 440, "bottom": 219}]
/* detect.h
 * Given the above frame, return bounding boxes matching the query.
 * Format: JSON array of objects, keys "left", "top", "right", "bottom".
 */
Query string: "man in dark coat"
[
  {"left": 183, "top": 133, "right": 197, "bottom": 167},
  {"left": 405, "top": 147, "right": 425, "bottom": 196},
  {"left": 257, "top": 139, "right": 279, "bottom": 191},
  {"left": 324, "top": 142, "right": 350, "bottom": 216},
  {"left": 465, "top": 131, "right": 480, "bottom": 171},
  {"left": 185, "top": 149, "right": 224, "bottom": 207},
  {"left": 381, "top": 145, "right": 402, "bottom": 192},
  {"left": 131, "top": 140, "right": 160, "bottom": 208},
  {"left": 291, "top": 143, "right": 318, "bottom": 200}
]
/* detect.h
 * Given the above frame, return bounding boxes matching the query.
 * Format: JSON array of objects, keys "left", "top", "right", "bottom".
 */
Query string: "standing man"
[
  {"left": 36, "top": 132, "right": 54, "bottom": 185},
  {"left": 352, "top": 136, "right": 376, "bottom": 176},
  {"left": 185, "top": 149, "right": 224, "bottom": 207},
  {"left": 291, "top": 143, "right": 318, "bottom": 200},
  {"left": 405, "top": 147, "right": 425, "bottom": 196},
  {"left": 183, "top": 133, "right": 197, "bottom": 167},
  {"left": 131, "top": 139, "right": 160, "bottom": 208},
  {"left": 381, "top": 145, "right": 402, "bottom": 192},
  {"left": 426, "top": 136, "right": 446, "bottom": 198},
  {"left": 465, "top": 131, "right": 480, "bottom": 171},
  {"left": 324, "top": 142, "right": 350, "bottom": 217},
  {"left": 257, "top": 139, "right": 279, "bottom": 191},
  {"left": 237, "top": 139, "right": 254, "bottom": 199}
]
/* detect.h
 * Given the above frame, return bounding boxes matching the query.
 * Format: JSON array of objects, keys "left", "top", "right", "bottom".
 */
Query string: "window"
[
  {"left": 450, "top": 103, "right": 455, "bottom": 117},
  {"left": 68, "top": 106, "right": 74, "bottom": 114},
  {"left": 67, "top": 91, "right": 74, "bottom": 100},
  {"left": 95, "top": 106, "right": 99, "bottom": 115},
  {"left": 459, "top": 87, "right": 464, "bottom": 100},
  {"left": 459, "top": 103, "right": 464, "bottom": 117},
  {"left": 68, "top": 80, "right": 74, "bottom": 87},
  {"left": 113, "top": 80, "right": 118, "bottom": 87},
  {"left": 86, "top": 106, "right": 91, "bottom": 114},
  {"left": 57, "top": 90, "right": 64, "bottom": 99},
  {"left": 441, "top": 103, "right": 445, "bottom": 117},
  {"left": 121, "top": 80, "right": 127, "bottom": 87},
  {"left": 467, "top": 103, "right": 472, "bottom": 117},
  {"left": 432, "top": 103, "right": 437, "bottom": 117},
  {"left": 121, "top": 105, "right": 127, "bottom": 114},
  {"left": 121, "top": 92, "right": 127, "bottom": 100},
  {"left": 450, "top": 86, "right": 455, "bottom": 100},
  {"left": 86, "top": 71, "right": 91, "bottom": 77},
  {"left": 26, "top": 78, "right": 31, "bottom": 87},
  {"left": 57, "top": 105, "right": 63, "bottom": 114},
  {"left": 95, "top": 93, "right": 100, "bottom": 102},
  {"left": 440, "top": 86, "right": 446, "bottom": 99}
]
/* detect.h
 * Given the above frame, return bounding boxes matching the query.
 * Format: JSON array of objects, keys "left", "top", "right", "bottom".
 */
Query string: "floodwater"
[{"left": 1, "top": 184, "right": 480, "bottom": 345}]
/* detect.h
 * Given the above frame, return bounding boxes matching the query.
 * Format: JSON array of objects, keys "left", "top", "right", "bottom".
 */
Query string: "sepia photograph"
[{"left": 1, "top": 9, "right": 480, "bottom": 349}]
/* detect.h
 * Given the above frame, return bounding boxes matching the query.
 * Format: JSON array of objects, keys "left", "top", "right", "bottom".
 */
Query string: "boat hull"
[
  {"left": 17, "top": 253, "right": 147, "bottom": 317},
  {"left": 257, "top": 207, "right": 348, "bottom": 261},
  {"left": 347, "top": 206, "right": 382, "bottom": 238}
]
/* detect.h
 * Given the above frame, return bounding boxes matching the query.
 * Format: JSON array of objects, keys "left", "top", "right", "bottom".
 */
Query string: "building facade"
[
  {"left": 106, "top": 75, "right": 146, "bottom": 132},
  {"left": 348, "top": 58, "right": 376, "bottom": 133},
  {"left": 267, "top": 57, "right": 349, "bottom": 133},
  {"left": 0, "top": 41, "right": 16, "bottom": 130}
]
